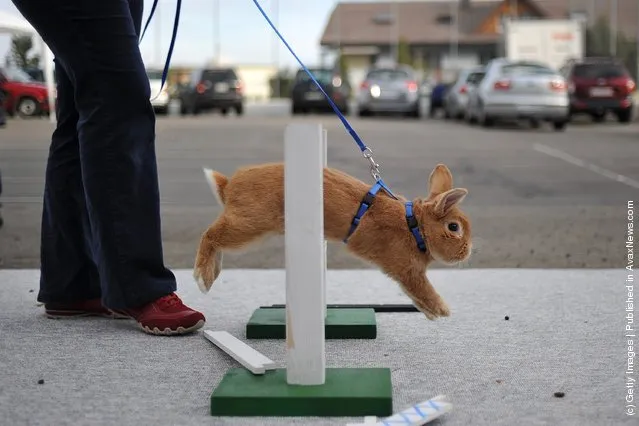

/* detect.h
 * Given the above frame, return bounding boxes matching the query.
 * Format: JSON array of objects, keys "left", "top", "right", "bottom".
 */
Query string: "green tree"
[
  {"left": 586, "top": 16, "right": 637, "bottom": 80},
  {"left": 8, "top": 35, "right": 40, "bottom": 69},
  {"left": 397, "top": 37, "right": 412, "bottom": 66}
]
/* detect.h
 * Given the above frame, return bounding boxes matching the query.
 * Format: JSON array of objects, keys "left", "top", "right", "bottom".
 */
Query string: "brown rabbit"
[{"left": 193, "top": 163, "right": 471, "bottom": 320}]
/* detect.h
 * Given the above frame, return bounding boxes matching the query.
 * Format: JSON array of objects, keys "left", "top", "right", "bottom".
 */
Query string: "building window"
[
  {"left": 436, "top": 14, "right": 454, "bottom": 25},
  {"left": 373, "top": 13, "right": 394, "bottom": 25}
]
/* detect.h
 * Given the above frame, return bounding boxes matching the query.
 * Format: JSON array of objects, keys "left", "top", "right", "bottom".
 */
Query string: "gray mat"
[{"left": 0, "top": 268, "right": 632, "bottom": 426}]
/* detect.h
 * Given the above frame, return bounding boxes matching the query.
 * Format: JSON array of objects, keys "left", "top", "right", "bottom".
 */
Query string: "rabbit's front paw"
[{"left": 419, "top": 297, "right": 450, "bottom": 320}]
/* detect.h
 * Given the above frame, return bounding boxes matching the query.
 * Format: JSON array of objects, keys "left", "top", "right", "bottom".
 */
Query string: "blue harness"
[{"left": 344, "top": 183, "right": 427, "bottom": 253}]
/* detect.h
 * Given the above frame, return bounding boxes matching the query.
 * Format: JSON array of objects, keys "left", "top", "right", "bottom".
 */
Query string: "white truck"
[{"left": 503, "top": 18, "right": 585, "bottom": 71}]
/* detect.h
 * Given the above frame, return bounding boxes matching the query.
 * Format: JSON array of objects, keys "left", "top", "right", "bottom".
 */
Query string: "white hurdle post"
[
  {"left": 322, "top": 127, "right": 328, "bottom": 319},
  {"left": 284, "top": 123, "right": 326, "bottom": 385}
]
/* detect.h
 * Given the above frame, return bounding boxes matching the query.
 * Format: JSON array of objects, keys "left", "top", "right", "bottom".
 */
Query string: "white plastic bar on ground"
[
  {"left": 284, "top": 123, "right": 326, "bottom": 385},
  {"left": 203, "top": 330, "right": 276, "bottom": 375}
]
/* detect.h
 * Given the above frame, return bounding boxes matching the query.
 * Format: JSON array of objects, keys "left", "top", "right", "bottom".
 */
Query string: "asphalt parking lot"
[{"left": 0, "top": 101, "right": 637, "bottom": 270}]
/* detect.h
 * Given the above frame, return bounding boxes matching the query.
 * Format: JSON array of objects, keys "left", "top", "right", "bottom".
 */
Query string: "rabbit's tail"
[{"left": 202, "top": 168, "right": 228, "bottom": 205}]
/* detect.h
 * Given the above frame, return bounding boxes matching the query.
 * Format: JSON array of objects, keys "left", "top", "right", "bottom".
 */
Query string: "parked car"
[
  {"left": 179, "top": 67, "right": 244, "bottom": 116},
  {"left": 559, "top": 57, "right": 635, "bottom": 123},
  {"left": 0, "top": 67, "right": 50, "bottom": 118},
  {"left": 290, "top": 68, "right": 350, "bottom": 115},
  {"left": 443, "top": 66, "right": 485, "bottom": 119},
  {"left": 428, "top": 82, "right": 452, "bottom": 117},
  {"left": 357, "top": 65, "right": 421, "bottom": 118},
  {"left": 465, "top": 58, "right": 569, "bottom": 130},
  {"left": 146, "top": 68, "right": 170, "bottom": 115}
]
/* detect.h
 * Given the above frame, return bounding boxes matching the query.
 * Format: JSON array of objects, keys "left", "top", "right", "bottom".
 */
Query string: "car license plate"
[
  {"left": 304, "top": 92, "right": 324, "bottom": 100},
  {"left": 379, "top": 90, "right": 399, "bottom": 100},
  {"left": 214, "top": 82, "right": 229, "bottom": 93},
  {"left": 589, "top": 87, "right": 613, "bottom": 97}
]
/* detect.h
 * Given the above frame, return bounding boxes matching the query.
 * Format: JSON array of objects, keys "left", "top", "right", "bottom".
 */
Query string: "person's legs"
[
  {"left": 39, "top": 59, "right": 115, "bottom": 318},
  {"left": 12, "top": 0, "right": 204, "bottom": 333},
  {"left": 38, "top": 59, "right": 99, "bottom": 303}
]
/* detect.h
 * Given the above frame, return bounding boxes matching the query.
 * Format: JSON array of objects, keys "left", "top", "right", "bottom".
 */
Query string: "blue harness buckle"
[{"left": 405, "top": 201, "right": 427, "bottom": 253}]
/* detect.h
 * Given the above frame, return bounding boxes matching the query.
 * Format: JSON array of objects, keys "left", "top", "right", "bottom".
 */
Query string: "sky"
[{"left": 0, "top": 0, "right": 346, "bottom": 70}]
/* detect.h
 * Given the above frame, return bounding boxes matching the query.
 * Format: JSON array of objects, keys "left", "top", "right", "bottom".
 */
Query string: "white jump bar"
[{"left": 203, "top": 330, "right": 276, "bottom": 375}]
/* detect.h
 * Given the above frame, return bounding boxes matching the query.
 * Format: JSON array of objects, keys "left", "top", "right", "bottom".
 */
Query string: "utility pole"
[
  {"left": 449, "top": 0, "right": 459, "bottom": 62},
  {"left": 214, "top": 0, "right": 220, "bottom": 65},
  {"left": 391, "top": 0, "right": 399, "bottom": 64},
  {"left": 272, "top": 0, "right": 280, "bottom": 97},
  {"left": 155, "top": 3, "right": 162, "bottom": 68},
  {"left": 610, "top": 0, "right": 617, "bottom": 56}
]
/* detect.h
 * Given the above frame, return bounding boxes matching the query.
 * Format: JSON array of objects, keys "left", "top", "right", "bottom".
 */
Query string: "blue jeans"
[{"left": 12, "top": 0, "right": 177, "bottom": 309}]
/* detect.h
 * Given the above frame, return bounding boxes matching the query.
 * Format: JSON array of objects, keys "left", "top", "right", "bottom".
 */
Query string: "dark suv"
[
  {"left": 290, "top": 68, "right": 350, "bottom": 115},
  {"left": 179, "top": 67, "right": 244, "bottom": 116},
  {"left": 560, "top": 57, "right": 636, "bottom": 123}
]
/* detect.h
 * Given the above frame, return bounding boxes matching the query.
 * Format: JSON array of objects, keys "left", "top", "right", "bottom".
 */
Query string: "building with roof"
[{"left": 319, "top": 0, "right": 638, "bottom": 86}]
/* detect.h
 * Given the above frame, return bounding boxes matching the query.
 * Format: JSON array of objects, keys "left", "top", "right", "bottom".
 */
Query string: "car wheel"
[
  {"left": 529, "top": 119, "right": 540, "bottom": 129},
  {"left": 220, "top": 108, "right": 229, "bottom": 116},
  {"left": 616, "top": 108, "right": 632, "bottom": 123},
  {"left": 358, "top": 109, "right": 370, "bottom": 117},
  {"left": 235, "top": 104, "right": 244, "bottom": 116},
  {"left": 478, "top": 106, "right": 494, "bottom": 128},
  {"left": 16, "top": 97, "right": 39, "bottom": 118},
  {"left": 552, "top": 121, "right": 567, "bottom": 131}
]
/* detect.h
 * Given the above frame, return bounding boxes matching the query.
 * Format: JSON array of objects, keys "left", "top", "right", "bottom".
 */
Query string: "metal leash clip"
[{"left": 363, "top": 147, "right": 381, "bottom": 181}]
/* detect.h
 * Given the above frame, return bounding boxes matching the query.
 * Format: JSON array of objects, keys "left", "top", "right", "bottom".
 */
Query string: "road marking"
[{"left": 533, "top": 143, "right": 639, "bottom": 190}]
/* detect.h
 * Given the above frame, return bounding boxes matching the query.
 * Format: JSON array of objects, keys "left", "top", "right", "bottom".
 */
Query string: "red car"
[
  {"left": 0, "top": 67, "right": 51, "bottom": 118},
  {"left": 561, "top": 57, "right": 636, "bottom": 123}
]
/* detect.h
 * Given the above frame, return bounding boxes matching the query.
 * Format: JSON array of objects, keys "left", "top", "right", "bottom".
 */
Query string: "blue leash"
[
  {"left": 250, "top": 0, "right": 397, "bottom": 199},
  {"left": 139, "top": 0, "right": 182, "bottom": 101}
]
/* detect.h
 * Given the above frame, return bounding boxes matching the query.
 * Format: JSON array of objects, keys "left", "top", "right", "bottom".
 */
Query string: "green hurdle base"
[
  {"left": 210, "top": 367, "right": 393, "bottom": 417},
  {"left": 246, "top": 307, "right": 377, "bottom": 339}
]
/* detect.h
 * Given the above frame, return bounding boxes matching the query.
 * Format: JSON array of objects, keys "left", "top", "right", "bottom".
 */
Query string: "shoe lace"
[{"left": 158, "top": 293, "right": 182, "bottom": 308}]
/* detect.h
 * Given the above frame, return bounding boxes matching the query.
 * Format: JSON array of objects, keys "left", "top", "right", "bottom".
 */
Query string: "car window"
[
  {"left": 146, "top": 70, "right": 163, "bottom": 80},
  {"left": 466, "top": 71, "right": 485, "bottom": 84},
  {"left": 296, "top": 69, "right": 333, "bottom": 85},
  {"left": 201, "top": 69, "right": 237, "bottom": 82},
  {"left": 501, "top": 63, "right": 555, "bottom": 76},
  {"left": 366, "top": 69, "right": 410, "bottom": 81},
  {"left": 1, "top": 67, "right": 34, "bottom": 83},
  {"left": 572, "top": 63, "right": 627, "bottom": 78}
]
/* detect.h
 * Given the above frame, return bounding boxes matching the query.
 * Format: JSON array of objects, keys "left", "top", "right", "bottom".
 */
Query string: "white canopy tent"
[{"left": 0, "top": 9, "right": 56, "bottom": 122}]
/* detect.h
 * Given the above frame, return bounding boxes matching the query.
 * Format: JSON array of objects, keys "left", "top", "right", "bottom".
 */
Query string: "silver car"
[
  {"left": 465, "top": 58, "right": 570, "bottom": 130},
  {"left": 357, "top": 66, "right": 421, "bottom": 118},
  {"left": 443, "top": 66, "right": 485, "bottom": 119}
]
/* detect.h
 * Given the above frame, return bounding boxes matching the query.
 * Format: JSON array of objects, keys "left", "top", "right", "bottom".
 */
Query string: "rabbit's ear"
[
  {"left": 428, "top": 164, "right": 453, "bottom": 196},
  {"left": 434, "top": 188, "right": 468, "bottom": 217}
]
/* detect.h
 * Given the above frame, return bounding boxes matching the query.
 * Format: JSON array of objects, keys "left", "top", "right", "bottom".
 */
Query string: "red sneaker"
[
  {"left": 112, "top": 293, "right": 205, "bottom": 335},
  {"left": 45, "top": 298, "right": 128, "bottom": 319}
]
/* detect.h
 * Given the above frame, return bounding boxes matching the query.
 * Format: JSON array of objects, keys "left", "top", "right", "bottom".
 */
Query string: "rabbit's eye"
[{"left": 448, "top": 222, "right": 459, "bottom": 232}]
